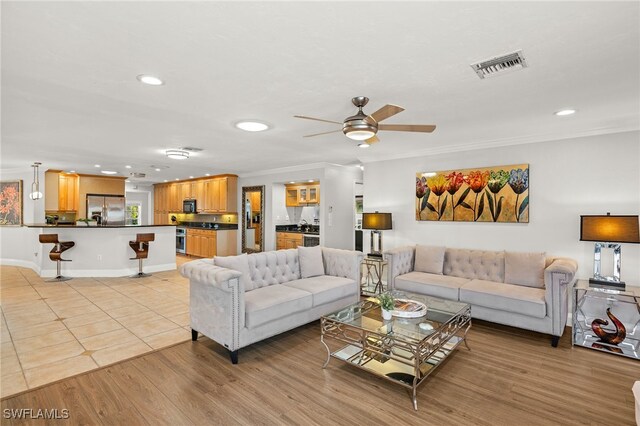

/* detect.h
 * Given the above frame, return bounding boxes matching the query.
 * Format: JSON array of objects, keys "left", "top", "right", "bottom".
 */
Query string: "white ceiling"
[{"left": 2, "top": 1, "right": 639, "bottom": 183}]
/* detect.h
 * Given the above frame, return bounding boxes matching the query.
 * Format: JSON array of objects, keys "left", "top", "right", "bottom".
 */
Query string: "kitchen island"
[{"left": 26, "top": 224, "right": 176, "bottom": 278}]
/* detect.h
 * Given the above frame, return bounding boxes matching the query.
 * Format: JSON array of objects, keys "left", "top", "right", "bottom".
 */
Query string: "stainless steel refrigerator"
[{"left": 86, "top": 194, "right": 125, "bottom": 225}]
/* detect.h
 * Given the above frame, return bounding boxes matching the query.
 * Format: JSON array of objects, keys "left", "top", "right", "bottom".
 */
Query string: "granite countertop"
[
  {"left": 275, "top": 224, "right": 320, "bottom": 235},
  {"left": 25, "top": 224, "right": 176, "bottom": 228},
  {"left": 177, "top": 222, "right": 238, "bottom": 231}
]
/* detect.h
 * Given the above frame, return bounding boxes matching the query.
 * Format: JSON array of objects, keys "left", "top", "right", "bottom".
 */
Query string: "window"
[{"left": 126, "top": 202, "right": 141, "bottom": 226}]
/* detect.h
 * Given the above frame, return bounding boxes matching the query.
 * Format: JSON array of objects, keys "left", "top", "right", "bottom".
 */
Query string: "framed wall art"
[
  {"left": 0, "top": 180, "right": 23, "bottom": 226},
  {"left": 416, "top": 164, "right": 529, "bottom": 223}
]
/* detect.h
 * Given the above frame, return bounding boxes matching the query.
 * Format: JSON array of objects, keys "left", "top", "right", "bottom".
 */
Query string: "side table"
[
  {"left": 361, "top": 257, "right": 387, "bottom": 296},
  {"left": 572, "top": 279, "right": 640, "bottom": 360}
]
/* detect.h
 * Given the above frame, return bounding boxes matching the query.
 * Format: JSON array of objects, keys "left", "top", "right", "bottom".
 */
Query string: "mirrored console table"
[{"left": 572, "top": 279, "right": 640, "bottom": 360}]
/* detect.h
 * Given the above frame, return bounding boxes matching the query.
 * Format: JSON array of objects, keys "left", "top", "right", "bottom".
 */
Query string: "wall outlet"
[
  {"left": 34, "top": 252, "right": 38, "bottom": 257},
  {"left": 97, "top": 254, "right": 102, "bottom": 261}
]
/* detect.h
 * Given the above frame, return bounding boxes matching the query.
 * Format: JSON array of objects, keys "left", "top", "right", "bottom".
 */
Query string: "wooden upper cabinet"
[
  {"left": 194, "top": 180, "right": 205, "bottom": 211},
  {"left": 58, "top": 174, "right": 78, "bottom": 211},
  {"left": 285, "top": 183, "right": 320, "bottom": 206},
  {"left": 153, "top": 175, "right": 237, "bottom": 220}
]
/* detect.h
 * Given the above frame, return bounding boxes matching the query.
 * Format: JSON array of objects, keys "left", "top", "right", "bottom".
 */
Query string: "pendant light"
[{"left": 29, "top": 162, "right": 42, "bottom": 200}]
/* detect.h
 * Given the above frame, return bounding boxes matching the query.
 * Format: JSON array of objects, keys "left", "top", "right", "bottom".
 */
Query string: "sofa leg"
[
  {"left": 551, "top": 336, "right": 560, "bottom": 347},
  {"left": 229, "top": 350, "right": 238, "bottom": 364},
  {"left": 191, "top": 329, "right": 198, "bottom": 341}
]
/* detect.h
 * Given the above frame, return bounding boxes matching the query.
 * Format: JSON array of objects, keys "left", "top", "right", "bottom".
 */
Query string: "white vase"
[{"left": 382, "top": 308, "right": 393, "bottom": 320}]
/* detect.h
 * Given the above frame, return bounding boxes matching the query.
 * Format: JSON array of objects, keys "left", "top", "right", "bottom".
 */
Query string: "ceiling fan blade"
[
  {"left": 303, "top": 129, "right": 343, "bottom": 138},
  {"left": 378, "top": 124, "right": 436, "bottom": 133},
  {"left": 368, "top": 104, "right": 405, "bottom": 123},
  {"left": 294, "top": 115, "right": 342, "bottom": 125},
  {"left": 365, "top": 135, "right": 380, "bottom": 144}
]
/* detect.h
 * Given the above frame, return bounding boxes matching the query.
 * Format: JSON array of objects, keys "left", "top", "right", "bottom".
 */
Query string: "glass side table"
[
  {"left": 361, "top": 257, "right": 387, "bottom": 296},
  {"left": 572, "top": 279, "right": 640, "bottom": 360}
]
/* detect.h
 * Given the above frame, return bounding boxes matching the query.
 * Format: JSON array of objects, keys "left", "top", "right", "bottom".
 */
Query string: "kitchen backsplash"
[
  {"left": 175, "top": 213, "right": 238, "bottom": 224},
  {"left": 275, "top": 205, "right": 320, "bottom": 225}
]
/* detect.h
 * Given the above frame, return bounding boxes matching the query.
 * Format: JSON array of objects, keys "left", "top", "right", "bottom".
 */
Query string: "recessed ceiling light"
[
  {"left": 205, "top": 173, "right": 210, "bottom": 177},
  {"left": 125, "top": 165, "right": 132, "bottom": 169},
  {"left": 155, "top": 168, "right": 161, "bottom": 172},
  {"left": 101, "top": 170, "right": 118, "bottom": 175},
  {"left": 555, "top": 109, "right": 577, "bottom": 116},
  {"left": 166, "top": 149, "right": 189, "bottom": 160},
  {"left": 94, "top": 164, "right": 101, "bottom": 168},
  {"left": 235, "top": 120, "right": 270, "bottom": 132},
  {"left": 137, "top": 74, "right": 164, "bottom": 86},
  {"left": 189, "top": 176, "right": 194, "bottom": 179},
  {"left": 358, "top": 143, "right": 370, "bottom": 148}
]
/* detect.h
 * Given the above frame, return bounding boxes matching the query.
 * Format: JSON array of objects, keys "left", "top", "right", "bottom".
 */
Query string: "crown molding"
[{"left": 360, "top": 126, "right": 639, "bottom": 164}]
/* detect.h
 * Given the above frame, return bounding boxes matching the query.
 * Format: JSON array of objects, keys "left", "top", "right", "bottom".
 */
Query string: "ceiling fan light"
[
  {"left": 166, "top": 149, "right": 189, "bottom": 160},
  {"left": 346, "top": 130, "right": 376, "bottom": 141}
]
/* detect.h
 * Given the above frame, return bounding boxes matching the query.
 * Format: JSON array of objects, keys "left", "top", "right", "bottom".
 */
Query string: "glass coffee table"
[{"left": 320, "top": 293, "right": 471, "bottom": 410}]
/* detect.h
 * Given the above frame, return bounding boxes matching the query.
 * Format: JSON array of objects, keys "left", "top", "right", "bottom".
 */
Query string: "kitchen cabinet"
[
  {"left": 58, "top": 174, "right": 78, "bottom": 211},
  {"left": 153, "top": 175, "right": 238, "bottom": 224},
  {"left": 186, "top": 228, "right": 217, "bottom": 258},
  {"left": 285, "top": 184, "right": 320, "bottom": 207},
  {"left": 216, "top": 230, "right": 238, "bottom": 257},
  {"left": 45, "top": 171, "right": 78, "bottom": 212},
  {"left": 276, "top": 232, "right": 303, "bottom": 250}
]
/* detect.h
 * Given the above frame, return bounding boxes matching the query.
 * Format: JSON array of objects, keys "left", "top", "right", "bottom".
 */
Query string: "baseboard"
[
  {"left": 38, "top": 262, "right": 177, "bottom": 278},
  {"left": 0, "top": 258, "right": 41, "bottom": 274}
]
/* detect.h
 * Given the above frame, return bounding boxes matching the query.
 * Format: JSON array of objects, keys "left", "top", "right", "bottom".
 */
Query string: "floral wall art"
[
  {"left": 0, "top": 180, "right": 23, "bottom": 226},
  {"left": 416, "top": 164, "right": 529, "bottom": 223}
]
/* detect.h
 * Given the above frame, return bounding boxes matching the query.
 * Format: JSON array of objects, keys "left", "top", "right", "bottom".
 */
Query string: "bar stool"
[
  {"left": 129, "top": 233, "right": 155, "bottom": 278},
  {"left": 39, "top": 234, "right": 75, "bottom": 282}
]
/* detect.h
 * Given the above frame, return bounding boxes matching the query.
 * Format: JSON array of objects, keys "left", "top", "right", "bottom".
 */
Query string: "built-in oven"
[
  {"left": 183, "top": 199, "right": 197, "bottom": 213},
  {"left": 176, "top": 227, "right": 186, "bottom": 254},
  {"left": 303, "top": 234, "right": 320, "bottom": 247}
]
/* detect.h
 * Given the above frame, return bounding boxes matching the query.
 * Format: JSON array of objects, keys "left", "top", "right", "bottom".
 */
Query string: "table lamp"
[
  {"left": 580, "top": 213, "right": 639, "bottom": 288},
  {"left": 362, "top": 212, "right": 392, "bottom": 258}
]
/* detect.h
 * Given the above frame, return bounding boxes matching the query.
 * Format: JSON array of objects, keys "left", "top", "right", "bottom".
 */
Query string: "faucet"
[{"left": 300, "top": 219, "right": 308, "bottom": 225}]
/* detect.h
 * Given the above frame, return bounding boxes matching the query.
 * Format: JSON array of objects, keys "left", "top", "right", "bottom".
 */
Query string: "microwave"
[{"left": 183, "top": 199, "right": 197, "bottom": 213}]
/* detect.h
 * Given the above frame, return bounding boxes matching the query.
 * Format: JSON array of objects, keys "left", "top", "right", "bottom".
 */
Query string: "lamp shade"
[
  {"left": 362, "top": 212, "right": 392, "bottom": 230},
  {"left": 580, "top": 215, "right": 640, "bottom": 243}
]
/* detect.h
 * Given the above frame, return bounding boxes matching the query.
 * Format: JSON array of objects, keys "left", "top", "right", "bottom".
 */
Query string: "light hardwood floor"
[{"left": 1, "top": 318, "right": 637, "bottom": 425}]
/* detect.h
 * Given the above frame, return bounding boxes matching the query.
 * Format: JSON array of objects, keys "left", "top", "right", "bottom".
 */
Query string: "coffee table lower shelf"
[{"left": 325, "top": 335, "right": 465, "bottom": 410}]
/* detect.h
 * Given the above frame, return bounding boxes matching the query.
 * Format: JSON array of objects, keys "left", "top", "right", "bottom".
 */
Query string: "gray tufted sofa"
[
  {"left": 384, "top": 246, "right": 577, "bottom": 346},
  {"left": 180, "top": 247, "right": 363, "bottom": 363}
]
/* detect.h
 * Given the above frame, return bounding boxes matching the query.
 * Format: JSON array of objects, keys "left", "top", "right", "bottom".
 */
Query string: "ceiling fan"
[{"left": 294, "top": 96, "right": 436, "bottom": 146}]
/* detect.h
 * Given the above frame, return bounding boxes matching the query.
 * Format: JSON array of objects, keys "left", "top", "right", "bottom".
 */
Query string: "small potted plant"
[{"left": 378, "top": 292, "right": 395, "bottom": 320}]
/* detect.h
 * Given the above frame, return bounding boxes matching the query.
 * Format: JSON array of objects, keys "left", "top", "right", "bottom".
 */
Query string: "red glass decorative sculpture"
[{"left": 591, "top": 308, "right": 626, "bottom": 345}]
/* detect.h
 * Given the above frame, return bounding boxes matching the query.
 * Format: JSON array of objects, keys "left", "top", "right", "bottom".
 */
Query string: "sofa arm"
[
  {"left": 383, "top": 246, "right": 416, "bottom": 290},
  {"left": 544, "top": 258, "right": 578, "bottom": 336},
  {"left": 181, "top": 259, "right": 245, "bottom": 350},
  {"left": 322, "top": 247, "right": 364, "bottom": 284},
  {"left": 180, "top": 259, "right": 244, "bottom": 293}
]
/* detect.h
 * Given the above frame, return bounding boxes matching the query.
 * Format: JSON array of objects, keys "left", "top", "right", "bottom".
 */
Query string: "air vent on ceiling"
[
  {"left": 181, "top": 146, "right": 204, "bottom": 152},
  {"left": 130, "top": 172, "right": 146, "bottom": 178},
  {"left": 470, "top": 50, "right": 528, "bottom": 79}
]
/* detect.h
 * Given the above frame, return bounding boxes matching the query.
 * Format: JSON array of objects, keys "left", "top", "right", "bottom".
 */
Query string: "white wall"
[
  {"left": 363, "top": 131, "right": 640, "bottom": 286},
  {"left": 0, "top": 169, "right": 46, "bottom": 270},
  {"left": 322, "top": 165, "right": 362, "bottom": 250}
]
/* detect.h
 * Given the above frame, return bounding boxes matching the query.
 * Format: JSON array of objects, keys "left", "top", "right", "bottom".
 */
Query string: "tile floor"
[{"left": 0, "top": 256, "right": 193, "bottom": 398}]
